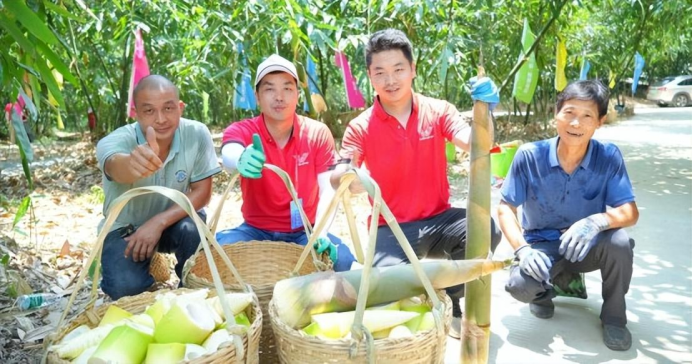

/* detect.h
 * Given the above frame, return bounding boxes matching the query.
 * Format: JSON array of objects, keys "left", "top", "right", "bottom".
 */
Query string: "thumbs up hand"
[
  {"left": 237, "top": 133, "right": 266, "bottom": 178},
  {"left": 129, "top": 126, "right": 163, "bottom": 180}
]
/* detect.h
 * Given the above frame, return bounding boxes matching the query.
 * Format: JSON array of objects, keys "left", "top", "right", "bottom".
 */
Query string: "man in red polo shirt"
[
  {"left": 330, "top": 29, "right": 502, "bottom": 338},
  {"left": 217, "top": 54, "right": 356, "bottom": 272}
]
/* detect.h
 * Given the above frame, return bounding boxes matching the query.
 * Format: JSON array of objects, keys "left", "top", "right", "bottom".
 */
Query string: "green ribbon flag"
[{"left": 512, "top": 19, "right": 539, "bottom": 103}]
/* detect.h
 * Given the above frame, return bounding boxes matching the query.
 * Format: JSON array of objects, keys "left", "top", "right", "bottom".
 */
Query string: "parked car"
[{"left": 647, "top": 75, "right": 692, "bottom": 107}]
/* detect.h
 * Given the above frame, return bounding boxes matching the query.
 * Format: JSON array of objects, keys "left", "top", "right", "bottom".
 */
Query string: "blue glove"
[
  {"left": 469, "top": 76, "right": 499, "bottom": 111},
  {"left": 237, "top": 134, "right": 266, "bottom": 179},
  {"left": 313, "top": 237, "right": 338, "bottom": 265},
  {"left": 515, "top": 245, "right": 551, "bottom": 283},
  {"left": 559, "top": 214, "right": 609, "bottom": 263}
]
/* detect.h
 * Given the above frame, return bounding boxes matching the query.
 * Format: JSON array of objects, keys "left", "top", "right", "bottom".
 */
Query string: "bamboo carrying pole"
[{"left": 461, "top": 66, "right": 493, "bottom": 363}]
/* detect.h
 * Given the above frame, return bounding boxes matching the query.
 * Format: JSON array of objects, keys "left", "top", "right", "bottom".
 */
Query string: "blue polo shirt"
[{"left": 501, "top": 137, "right": 635, "bottom": 242}]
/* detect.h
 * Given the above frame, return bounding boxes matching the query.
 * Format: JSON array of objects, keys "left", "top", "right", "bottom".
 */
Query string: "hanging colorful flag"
[
  {"left": 306, "top": 55, "right": 320, "bottom": 95},
  {"left": 579, "top": 59, "right": 590, "bottom": 80},
  {"left": 127, "top": 28, "right": 151, "bottom": 119},
  {"left": 303, "top": 55, "right": 321, "bottom": 112},
  {"left": 555, "top": 39, "right": 568, "bottom": 91},
  {"left": 632, "top": 52, "right": 645, "bottom": 95},
  {"left": 512, "top": 19, "right": 539, "bottom": 103},
  {"left": 335, "top": 51, "right": 365, "bottom": 109},
  {"left": 234, "top": 44, "right": 257, "bottom": 111},
  {"left": 609, "top": 70, "right": 616, "bottom": 89}
]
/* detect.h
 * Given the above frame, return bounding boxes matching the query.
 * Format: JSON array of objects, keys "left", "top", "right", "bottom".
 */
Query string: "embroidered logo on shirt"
[
  {"left": 175, "top": 170, "right": 188, "bottom": 183},
  {"left": 295, "top": 152, "right": 310, "bottom": 167},
  {"left": 419, "top": 125, "right": 434, "bottom": 141}
]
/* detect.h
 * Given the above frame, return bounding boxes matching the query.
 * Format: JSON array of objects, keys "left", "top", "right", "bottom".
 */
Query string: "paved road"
[{"left": 445, "top": 107, "right": 692, "bottom": 363}]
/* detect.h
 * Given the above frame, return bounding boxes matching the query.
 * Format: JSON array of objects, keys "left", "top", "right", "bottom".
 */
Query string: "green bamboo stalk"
[{"left": 462, "top": 65, "right": 493, "bottom": 363}]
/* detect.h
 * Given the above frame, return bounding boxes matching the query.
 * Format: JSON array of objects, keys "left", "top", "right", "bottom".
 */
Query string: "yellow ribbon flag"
[
  {"left": 555, "top": 39, "right": 568, "bottom": 91},
  {"left": 609, "top": 70, "right": 616, "bottom": 89},
  {"left": 49, "top": 68, "right": 65, "bottom": 130}
]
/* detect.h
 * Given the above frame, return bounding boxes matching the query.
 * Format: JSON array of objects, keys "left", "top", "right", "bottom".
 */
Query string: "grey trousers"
[
  {"left": 505, "top": 228, "right": 634, "bottom": 327},
  {"left": 372, "top": 207, "right": 503, "bottom": 301}
]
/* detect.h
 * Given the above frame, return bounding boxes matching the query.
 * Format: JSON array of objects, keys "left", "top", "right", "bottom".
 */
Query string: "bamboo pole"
[{"left": 461, "top": 65, "right": 493, "bottom": 363}]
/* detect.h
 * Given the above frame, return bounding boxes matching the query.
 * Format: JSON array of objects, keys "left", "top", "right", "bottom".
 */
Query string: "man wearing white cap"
[{"left": 217, "top": 54, "right": 356, "bottom": 271}]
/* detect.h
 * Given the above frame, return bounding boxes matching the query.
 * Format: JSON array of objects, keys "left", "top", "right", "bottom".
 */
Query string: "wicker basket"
[
  {"left": 183, "top": 241, "right": 330, "bottom": 364},
  {"left": 269, "top": 168, "right": 453, "bottom": 363},
  {"left": 47, "top": 288, "right": 263, "bottom": 364},
  {"left": 269, "top": 290, "right": 451, "bottom": 363},
  {"left": 45, "top": 186, "right": 264, "bottom": 364}
]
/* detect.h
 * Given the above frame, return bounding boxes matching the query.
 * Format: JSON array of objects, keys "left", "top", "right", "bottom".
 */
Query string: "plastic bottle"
[{"left": 16, "top": 293, "right": 62, "bottom": 311}]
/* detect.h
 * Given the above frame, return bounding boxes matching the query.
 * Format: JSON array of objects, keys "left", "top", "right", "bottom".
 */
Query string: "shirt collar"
[
  {"left": 549, "top": 136, "right": 595, "bottom": 170},
  {"left": 372, "top": 92, "right": 420, "bottom": 122},
  {"left": 257, "top": 113, "right": 302, "bottom": 145},
  {"left": 135, "top": 122, "right": 180, "bottom": 163}
]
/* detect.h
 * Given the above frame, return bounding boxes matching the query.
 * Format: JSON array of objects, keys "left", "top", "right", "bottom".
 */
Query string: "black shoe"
[
  {"left": 529, "top": 301, "right": 554, "bottom": 319},
  {"left": 603, "top": 324, "right": 632, "bottom": 351}
]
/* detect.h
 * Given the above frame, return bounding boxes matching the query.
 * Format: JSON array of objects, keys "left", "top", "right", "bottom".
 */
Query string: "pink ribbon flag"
[
  {"left": 335, "top": 51, "right": 365, "bottom": 109},
  {"left": 127, "top": 28, "right": 151, "bottom": 118}
]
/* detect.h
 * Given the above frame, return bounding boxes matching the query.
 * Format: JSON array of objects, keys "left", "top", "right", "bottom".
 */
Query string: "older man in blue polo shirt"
[{"left": 497, "top": 80, "right": 639, "bottom": 351}]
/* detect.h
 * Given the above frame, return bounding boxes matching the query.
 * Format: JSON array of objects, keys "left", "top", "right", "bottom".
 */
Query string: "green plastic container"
[
  {"left": 491, "top": 145, "right": 518, "bottom": 178},
  {"left": 445, "top": 142, "right": 456, "bottom": 162}
]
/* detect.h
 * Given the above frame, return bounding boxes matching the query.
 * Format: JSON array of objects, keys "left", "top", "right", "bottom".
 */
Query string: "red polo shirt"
[
  {"left": 339, "top": 93, "right": 469, "bottom": 226},
  {"left": 222, "top": 114, "right": 337, "bottom": 232}
]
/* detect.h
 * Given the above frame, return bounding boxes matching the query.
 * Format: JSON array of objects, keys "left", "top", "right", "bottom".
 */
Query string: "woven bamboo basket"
[
  {"left": 270, "top": 168, "right": 452, "bottom": 363},
  {"left": 269, "top": 291, "right": 451, "bottom": 363},
  {"left": 44, "top": 186, "right": 264, "bottom": 364},
  {"left": 184, "top": 165, "right": 332, "bottom": 363},
  {"left": 47, "top": 288, "right": 263, "bottom": 364}
]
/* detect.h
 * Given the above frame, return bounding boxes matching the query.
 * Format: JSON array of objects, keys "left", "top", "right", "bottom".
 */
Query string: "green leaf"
[
  {"left": 1, "top": 254, "right": 9, "bottom": 266},
  {"left": 13, "top": 197, "right": 31, "bottom": 228},
  {"left": 43, "top": 1, "right": 82, "bottom": 21},
  {"left": 34, "top": 57, "right": 65, "bottom": 108},
  {"left": 3, "top": 0, "right": 59, "bottom": 45},
  {"left": 0, "top": 12, "right": 35, "bottom": 52},
  {"left": 34, "top": 39, "right": 78, "bottom": 85}
]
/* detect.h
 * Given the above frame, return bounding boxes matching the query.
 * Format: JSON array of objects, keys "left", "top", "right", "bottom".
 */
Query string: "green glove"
[
  {"left": 313, "top": 237, "right": 338, "bottom": 265},
  {"left": 237, "top": 134, "right": 266, "bottom": 178}
]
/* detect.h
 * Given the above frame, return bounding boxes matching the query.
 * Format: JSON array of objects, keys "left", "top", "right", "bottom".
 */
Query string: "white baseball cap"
[{"left": 254, "top": 54, "right": 299, "bottom": 88}]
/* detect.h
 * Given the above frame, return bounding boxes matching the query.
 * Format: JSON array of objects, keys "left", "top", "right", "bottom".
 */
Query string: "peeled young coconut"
[
  {"left": 202, "top": 329, "right": 232, "bottom": 353},
  {"left": 54, "top": 324, "right": 114, "bottom": 360},
  {"left": 311, "top": 310, "right": 419, "bottom": 339},
  {"left": 98, "top": 305, "right": 132, "bottom": 327},
  {"left": 58, "top": 324, "right": 90, "bottom": 345},
  {"left": 145, "top": 289, "right": 210, "bottom": 325},
  {"left": 388, "top": 325, "right": 414, "bottom": 338},
  {"left": 126, "top": 313, "right": 155, "bottom": 329},
  {"left": 416, "top": 311, "right": 436, "bottom": 332},
  {"left": 206, "top": 293, "right": 253, "bottom": 319},
  {"left": 399, "top": 295, "right": 431, "bottom": 313},
  {"left": 70, "top": 346, "right": 97, "bottom": 364},
  {"left": 88, "top": 322, "right": 153, "bottom": 364},
  {"left": 154, "top": 301, "right": 215, "bottom": 344},
  {"left": 144, "top": 343, "right": 186, "bottom": 364},
  {"left": 184, "top": 344, "right": 207, "bottom": 361},
  {"left": 366, "top": 300, "right": 401, "bottom": 311}
]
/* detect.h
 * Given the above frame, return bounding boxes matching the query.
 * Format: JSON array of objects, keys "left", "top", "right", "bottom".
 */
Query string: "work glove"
[
  {"left": 469, "top": 76, "right": 500, "bottom": 111},
  {"left": 314, "top": 237, "right": 338, "bottom": 265},
  {"left": 515, "top": 245, "right": 552, "bottom": 283},
  {"left": 237, "top": 133, "right": 266, "bottom": 178},
  {"left": 559, "top": 213, "right": 609, "bottom": 263}
]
